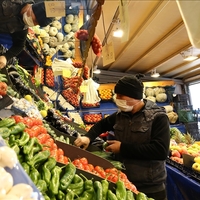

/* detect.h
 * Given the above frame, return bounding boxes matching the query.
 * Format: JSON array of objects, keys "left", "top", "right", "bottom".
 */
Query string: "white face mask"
[
  {"left": 115, "top": 99, "right": 133, "bottom": 112},
  {"left": 23, "top": 12, "right": 35, "bottom": 27}
]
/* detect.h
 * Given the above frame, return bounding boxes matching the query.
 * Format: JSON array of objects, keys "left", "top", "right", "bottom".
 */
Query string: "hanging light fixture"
[
  {"left": 112, "top": 18, "right": 123, "bottom": 38},
  {"left": 151, "top": 68, "right": 160, "bottom": 78},
  {"left": 180, "top": 47, "right": 198, "bottom": 61},
  {"left": 93, "top": 65, "right": 101, "bottom": 74}
]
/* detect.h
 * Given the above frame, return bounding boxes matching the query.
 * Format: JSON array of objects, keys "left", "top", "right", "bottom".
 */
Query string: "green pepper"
[
  {"left": 126, "top": 190, "right": 135, "bottom": 200},
  {"left": 8, "top": 134, "right": 16, "bottom": 146},
  {"left": 135, "top": 192, "right": 148, "bottom": 200},
  {"left": 42, "top": 157, "right": 57, "bottom": 185},
  {"left": 0, "top": 127, "right": 11, "bottom": 139},
  {"left": 57, "top": 190, "right": 65, "bottom": 200},
  {"left": 21, "top": 162, "right": 30, "bottom": 175},
  {"left": 107, "top": 190, "right": 118, "bottom": 200},
  {"left": 49, "top": 166, "right": 62, "bottom": 195},
  {"left": 17, "top": 131, "right": 30, "bottom": 146},
  {"left": 43, "top": 194, "right": 51, "bottom": 200},
  {"left": 11, "top": 144, "right": 20, "bottom": 155},
  {"left": 17, "top": 154, "right": 24, "bottom": 163},
  {"left": 28, "top": 150, "right": 50, "bottom": 168},
  {"left": 29, "top": 167, "right": 40, "bottom": 185},
  {"left": 66, "top": 189, "right": 75, "bottom": 200},
  {"left": 94, "top": 180, "right": 103, "bottom": 200},
  {"left": 59, "top": 162, "right": 76, "bottom": 191},
  {"left": 116, "top": 180, "right": 126, "bottom": 200},
  {"left": 0, "top": 118, "right": 15, "bottom": 128},
  {"left": 67, "top": 174, "right": 84, "bottom": 196},
  {"left": 9, "top": 122, "right": 26, "bottom": 135},
  {"left": 23, "top": 137, "right": 39, "bottom": 154},
  {"left": 101, "top": 179, "right": 109, "bottom": 200},
  {"left": 36, "top": 179, "right": 47, "bottom": 193},
  {"left": 78, "top": 176, "right": 95, "bottom": 200},
  {"left": 25, "top": 144, "right": 43, "bottom": 161}
]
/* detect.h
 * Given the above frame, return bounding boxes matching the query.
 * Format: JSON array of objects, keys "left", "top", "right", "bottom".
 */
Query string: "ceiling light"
[
  {"left": 93, "top": 66, "right": 101, "bottom": 74},
  {"left": 113, "top": 29, "right": 123, "bottom": 38},
  {"left": 151, "top": 69, "right": 160, "bottom": 78},
  {"left": 180, "top": 47, "right": 198, "bottom": 61},
  {"left": 183, "top": 55, "right": 198, "bottom": 61}
]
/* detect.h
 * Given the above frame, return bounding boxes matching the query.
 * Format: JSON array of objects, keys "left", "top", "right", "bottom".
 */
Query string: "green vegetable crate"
[{"left": 177, "top": 110, "right": 194, "bottom": 123}]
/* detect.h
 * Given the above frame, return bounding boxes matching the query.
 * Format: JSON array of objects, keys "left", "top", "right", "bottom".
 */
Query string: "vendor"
[
  {"left": 0, "top": 0, "right": 54, "bottom": 69},
  {"left": 74, "top": 74, "right": 170, "bottom": 200}
]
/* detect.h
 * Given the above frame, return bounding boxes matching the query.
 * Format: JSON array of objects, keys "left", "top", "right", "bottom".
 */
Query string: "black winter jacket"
[
  {"left": 86, "top": 99, "right": 170, "bottom": 193},
  {"left": 0, "top": 0, "right": 33, "bottom": 61}
]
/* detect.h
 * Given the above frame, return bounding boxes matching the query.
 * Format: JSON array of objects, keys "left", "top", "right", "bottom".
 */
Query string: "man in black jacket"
[
  {"left": 74, "top": 74, "right": 170, "bottom": 200},
  {"left": 0, "top": 0, "right": 54, "bottom": 69}
]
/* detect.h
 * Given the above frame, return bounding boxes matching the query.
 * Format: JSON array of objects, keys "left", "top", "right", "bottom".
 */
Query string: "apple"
[
  {"left": 171, "top": 150, "right": 181, "bottom": 158},
  {"left": 192, "top": 162, "right": 200, "bottom": 172},
  {"left": 194, "top": 156, "right": 200, "bottom": 164}
]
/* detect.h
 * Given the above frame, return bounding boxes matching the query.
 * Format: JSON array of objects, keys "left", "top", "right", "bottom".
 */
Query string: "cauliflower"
[
  {"left": 52, "top": 20, "right": 62, "bottom": 30},
  {"left": 42, "top": 25, "right": 50, "bottom": 33},
  {"left": 71, "top": 23, "right": 79, "bottom": 32},
  {"left": 73, "top": 15, "right": 79, "bottom": 24},
  {"left": 49, "top": 26, "right": 58, "bottom": 36},
  {"left": 49, "top": 48, "right": 56, "bottom": 57},
  {"left": 66, "top": 14, "right": 74, "bottom": 24},
  {"left": 60, "top": 43, "right": 69, "bottom": 53},
  {"left": 41, "top": 33, "right": 50, "bottom": 43},
  {"left": 56, "top": 32, "right": 64, "bottom": 42},
  {"left": 42, "top": 43, "right": 50, "bottom": 54},
  {"left": 49, "top": 36, "right": 58, "bottom": 47},
  {"left": 64, "top": 24, "right": 72, "bottom": 33},
  {"left": 63, "top": 50, "right": 72, "bottom": 58}
]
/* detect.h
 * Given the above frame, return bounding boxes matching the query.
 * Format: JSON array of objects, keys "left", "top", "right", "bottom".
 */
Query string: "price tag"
[
  {"left": 102, "top": 42, "right": 115, "bottom": 66},
  {"left": 62, "top": 69, "right": 71, "bottom": 77},
  {"left": 44, "top": 1, "right": 66, "bottom": 17},
  {"left": 80, "top": 85, "right": 89, "bottom": 93}
]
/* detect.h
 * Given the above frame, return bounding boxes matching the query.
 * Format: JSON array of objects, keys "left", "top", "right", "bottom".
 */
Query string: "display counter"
[{"left": 166, "top": 164, "right": 200, "bottom": 200}]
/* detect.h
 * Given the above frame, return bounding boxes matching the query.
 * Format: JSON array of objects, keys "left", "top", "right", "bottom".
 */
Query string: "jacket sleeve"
[
  {"left": 120, "top": 114, "right": 170, "bottom": 160},
  {"left": 3, "top": 30, "right": 27, "bottom": 61},
  {"left": 85, "top": 112, "right": 116, "bottom": 141}
]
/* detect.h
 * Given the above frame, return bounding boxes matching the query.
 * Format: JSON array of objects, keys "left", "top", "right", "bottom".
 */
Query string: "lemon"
[
  {"left": 24, "top": 95, "right": 32, "bottom": 102},
  {"left": 40, "top": 110, "right": 47, "bottom": 118}
]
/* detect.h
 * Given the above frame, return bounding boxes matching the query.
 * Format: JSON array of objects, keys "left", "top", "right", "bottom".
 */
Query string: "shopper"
[
  {"left": 0, "top": 0, "right": 54, "bottom": 69},
  {"left": 74, "top": 74, "right": 170, "bottom": 200}
]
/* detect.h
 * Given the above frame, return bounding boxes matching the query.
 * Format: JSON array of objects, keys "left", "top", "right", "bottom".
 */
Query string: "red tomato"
[
  {"left": 43, "top": 138, "right": 54, "bottom": 148},
  {"left": 83, "top": 164, "right": 91, "bottom": 172},
  {"left": 57, "top": 148, "right": 64, "bottom": 157},
  {"left": 50, "top": 149, "right": 58, "bottom": 161},
  {"left": 58, "top": 155, "right": 65, "bottom": 163},
  {"left": 37, "top": 133, "right": 49, "bottom": 144},
  {"left": 23, "top": 117, "right": 34, "bottom": 128},
  {"left": 94, "top": 166, "right": 106, "bottom": 178},
  {"left": 88, "top": 164, "right": 94, "bottom": 172},
  {"left": 52, "top": 143, "right": 57, "bottom": 150},
  {"left": 72, "top": 159, "right": 81, "bottom": 167},
  {"left": 79, "top": 157, "right": 88, "bottom": 165},
  {"left": 30, "top": 126, "right": 41, "bottom": 137},
  {"left": 64, "top": 156, "right": 69, "bottom": 164},
  {"left": 11, "top": 115, "right": 24, "bottom": 123}
]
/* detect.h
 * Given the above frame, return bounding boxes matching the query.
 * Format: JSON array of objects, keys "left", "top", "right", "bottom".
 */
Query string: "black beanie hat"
[
  {"left": 32, "top": 2, "right": 54, "bottom": 27},
  {"left": 114, "top": 74, "right": 145, "bottom": 99}
]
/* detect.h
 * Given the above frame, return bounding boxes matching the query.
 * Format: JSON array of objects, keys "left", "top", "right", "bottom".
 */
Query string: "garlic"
[
  {"left": 0, "top": 146, "right": 18, "bottom": 169},
  {"left": 7, "top": 183, "right": 33, "bottom": 199},
  {"left": 0, "top": 167, "right": 13, "bottom": 198}
]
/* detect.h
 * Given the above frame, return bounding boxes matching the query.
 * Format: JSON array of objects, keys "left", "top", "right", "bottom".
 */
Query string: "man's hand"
[
  {"left": 0, "top": 56, "right": 7, "bottom": 69},
  {"left": 74, "top": 136, "right": 90, "bottom": 150},
  {"left": 105, "top": 140, "right": 121, "bottom": 154}
]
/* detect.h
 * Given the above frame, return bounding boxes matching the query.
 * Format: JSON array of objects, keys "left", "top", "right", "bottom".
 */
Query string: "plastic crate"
[{"left": 178, "top": 110, "right": 194, "bottom": 123}]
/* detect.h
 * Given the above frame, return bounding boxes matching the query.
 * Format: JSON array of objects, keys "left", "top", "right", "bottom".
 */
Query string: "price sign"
[
  {"left": 80, "top": 85, "right": 89, "bottom": 93},
  {"left": 62, "top": 69, "right": 71, "bottom": 77},
  {"left": 102, "top": 42, "right": 115, "bottom": 66},
  {"left": 44, "top": 1, "right": 66, "bottom": 17}
]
